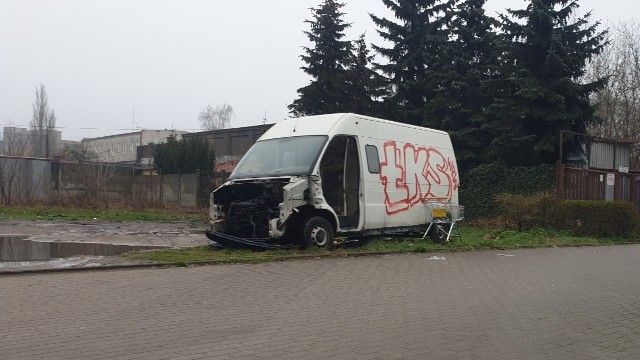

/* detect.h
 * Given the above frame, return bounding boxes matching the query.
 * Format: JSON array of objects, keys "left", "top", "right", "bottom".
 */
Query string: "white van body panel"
[{"left": 209, "top": 113, "right": 459, "bottom": 243}]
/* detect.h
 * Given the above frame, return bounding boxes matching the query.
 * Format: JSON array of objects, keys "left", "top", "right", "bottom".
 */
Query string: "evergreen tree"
[
  {"left": 423, "top": 0, "right": 502, "bottom": 172},
  {"left": 154, "top": 135, "right": 214, "bottom": 175},
  {"left": 344, "top": 33, "right": 386, "bottom": 117},
  {"left": 289, "top": 0, "right": 353, "bottom": 116},
  {"left": 491, "top": 0, "right": 607, "bottom": 166},
  {"left": 371, "top": 0, "right": 453, "bottom": 126}
]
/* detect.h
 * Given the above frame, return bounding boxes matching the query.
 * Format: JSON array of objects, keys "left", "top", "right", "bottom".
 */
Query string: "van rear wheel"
[{"left": 299, "top": 216, "right": 334, "bottom": 250}]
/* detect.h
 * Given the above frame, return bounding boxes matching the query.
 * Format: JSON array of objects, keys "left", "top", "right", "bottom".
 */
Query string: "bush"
[
  {"left": 551, "top": 200, "right": 638, "bottom": 237},
  {"left": 494, "top": 192, "right": 557, "bottom": 231},
  {"left": 460, "top": 162, "right": 555, "bottom": 220},
  {"left": 493, "top": 193, "right": 638, "bottom": 237}
]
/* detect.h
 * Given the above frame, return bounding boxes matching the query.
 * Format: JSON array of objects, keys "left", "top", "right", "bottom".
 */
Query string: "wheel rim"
[{"left": 310, "top": 226, "right": 328, "bottom": 246}]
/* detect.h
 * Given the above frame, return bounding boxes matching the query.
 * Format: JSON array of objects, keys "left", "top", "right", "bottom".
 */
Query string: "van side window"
[{"left": 365, "top": 145, "right": 380, "bottom": 174}]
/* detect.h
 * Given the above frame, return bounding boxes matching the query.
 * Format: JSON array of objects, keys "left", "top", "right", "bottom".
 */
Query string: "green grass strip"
[
  {"left": 0, "top": 206, "right": 204, "bottom": 223},
  {"left": 124, "top": 227, "right": 639, "bottom": 266}
]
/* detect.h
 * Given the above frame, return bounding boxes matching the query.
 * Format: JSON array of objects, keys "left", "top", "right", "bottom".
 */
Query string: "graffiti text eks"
[{"left": 380, "top": 141, "right": 458, "bottom": 215}]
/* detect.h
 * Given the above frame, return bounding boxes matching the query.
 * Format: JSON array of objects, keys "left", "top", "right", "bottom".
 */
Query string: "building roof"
[{"left": 82, "top": 129, "right": 187, "bottom": 141}]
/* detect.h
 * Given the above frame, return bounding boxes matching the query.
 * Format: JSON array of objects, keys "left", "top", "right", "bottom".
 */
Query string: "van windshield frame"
[{"left": 230, "top": 135, "right": 328, "bottom": 179}]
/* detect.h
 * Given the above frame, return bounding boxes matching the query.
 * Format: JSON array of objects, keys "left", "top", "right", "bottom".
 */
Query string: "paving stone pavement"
[{"left": 2, "top": 245, "right": 640, "bottom": 360}]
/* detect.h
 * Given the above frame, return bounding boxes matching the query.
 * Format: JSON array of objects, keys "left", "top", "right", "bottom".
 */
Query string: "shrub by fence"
[
  {"left": 495, "top": 193, "right": 638, "bottom": 237},
  {"left": 552, "top": 200, "right": 637, "bottom": 237}
]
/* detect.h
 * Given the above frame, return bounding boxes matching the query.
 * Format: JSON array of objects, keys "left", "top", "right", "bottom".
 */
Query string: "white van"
[{"left": 207, "top": 113, "right": 460, "bottom": 249}]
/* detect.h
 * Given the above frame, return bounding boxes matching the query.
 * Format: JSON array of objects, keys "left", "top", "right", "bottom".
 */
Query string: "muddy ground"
[
  {"left": 0, "top": 220, "right": 210, "bottom": 247},
  {"left": 0, "top": 220, "right": 211, "bottom": 272}
]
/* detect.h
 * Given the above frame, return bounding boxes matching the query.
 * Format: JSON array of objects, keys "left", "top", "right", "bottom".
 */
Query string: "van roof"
[{"left": 259, "top": 113, "right": 448, "bottom": 140}]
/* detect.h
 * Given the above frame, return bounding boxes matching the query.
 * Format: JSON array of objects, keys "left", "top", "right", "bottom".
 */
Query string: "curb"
[{"left": 3, "top": 242, "right": 640, "bottom": 276}]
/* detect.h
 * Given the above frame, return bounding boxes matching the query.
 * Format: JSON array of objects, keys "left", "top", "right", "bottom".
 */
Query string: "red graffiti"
[{"left": 379, "top": 141, "right": 459, "bottom": 215}]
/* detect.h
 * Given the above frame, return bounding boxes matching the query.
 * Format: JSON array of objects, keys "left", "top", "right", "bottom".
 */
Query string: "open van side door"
[{"left": 319, "top": 135, "right": 361, "bottom": 230}]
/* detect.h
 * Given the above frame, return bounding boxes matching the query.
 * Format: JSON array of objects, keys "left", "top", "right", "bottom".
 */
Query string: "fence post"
[
  {"left": 160, "top": 172, "right": 164, "bottom": 206},
  {"left": 57, "top": 161, "right": 61, "bottom": 193},
  {"left": 196, "top": 169, "right": 201, "bottom": 208},
  {"left": 130, "top": 167, "right": 134, "bottom": 202},
  {"left": 178, "top": 170, "right": 182, "bottom": 208},
  {"left": 556, "top": 162, "right": 564, "bottom": 199}
]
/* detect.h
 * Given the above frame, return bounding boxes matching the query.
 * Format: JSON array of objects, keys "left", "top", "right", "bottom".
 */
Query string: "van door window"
[{"left": 365, "top": 145, "right": 380, "bottom": 174}]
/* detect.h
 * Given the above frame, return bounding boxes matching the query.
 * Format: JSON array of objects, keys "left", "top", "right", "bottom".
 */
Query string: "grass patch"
[
  {"left": 124, "top": 226, "right": 638, "bottom": 266},
  {"left": 0, "top": 206, "right": 204, "bottom": 223}
]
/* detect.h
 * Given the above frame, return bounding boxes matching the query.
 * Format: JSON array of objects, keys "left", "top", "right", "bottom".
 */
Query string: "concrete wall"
[
  {"left": 54, "top": 162, "right": 202, "bottom": 207},
  {"left": 0, "top": 156, "right": 51, "bottom": 204},
  {"left": 2, "top": 158, "right": 204, "bottom": 207}
]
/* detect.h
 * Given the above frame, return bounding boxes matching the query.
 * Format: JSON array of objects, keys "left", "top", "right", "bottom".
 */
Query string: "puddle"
[
  {"left": 0, "top": 235, "right": 167, "bottom": 263},
  {"left": 0, "top": 257, "right": 102, "bottom": 270}
]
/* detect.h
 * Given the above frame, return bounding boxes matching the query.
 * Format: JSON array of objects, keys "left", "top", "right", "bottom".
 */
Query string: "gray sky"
[{"left": 0, "top": 0, "right": 637, "bottom": 141}]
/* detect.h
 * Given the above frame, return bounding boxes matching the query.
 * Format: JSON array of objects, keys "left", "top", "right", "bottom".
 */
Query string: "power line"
[{"left": 0, "top": 123, "right": 203, "bottom": 132}]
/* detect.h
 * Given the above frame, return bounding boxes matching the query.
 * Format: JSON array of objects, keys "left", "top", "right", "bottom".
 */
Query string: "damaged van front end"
[
  {"left": 207, "top": 175, "right": 327, "bottom": 249},
  {"left": 206, "top": 134, "right": 333, "bottom": 250}
]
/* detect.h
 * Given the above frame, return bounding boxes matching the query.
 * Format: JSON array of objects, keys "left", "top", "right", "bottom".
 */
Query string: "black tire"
[
  {"left": 429, "top": 224, "right": 451, "bottom": 243},
  {"left": 299, "top": 216, "right": 334, "bottom": 250}
]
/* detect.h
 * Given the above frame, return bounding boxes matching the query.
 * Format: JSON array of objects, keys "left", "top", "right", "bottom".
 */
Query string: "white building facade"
[{"left": 83, "top": 130, "right": 186, "bottom": 163}]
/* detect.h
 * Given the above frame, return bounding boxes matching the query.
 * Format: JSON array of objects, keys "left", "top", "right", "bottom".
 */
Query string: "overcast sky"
[{"left": 0, "top": 0, "right": 637, "bottom": 141}]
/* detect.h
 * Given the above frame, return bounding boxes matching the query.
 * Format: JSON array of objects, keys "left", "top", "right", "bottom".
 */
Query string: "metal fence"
[{"left": 556, "top": 164, "right": 640, "bottom": 208}]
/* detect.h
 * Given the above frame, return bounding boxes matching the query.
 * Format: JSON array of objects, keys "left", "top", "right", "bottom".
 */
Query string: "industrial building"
[{"left": 83, "top": 129, "right": 187, "bottom": 164}]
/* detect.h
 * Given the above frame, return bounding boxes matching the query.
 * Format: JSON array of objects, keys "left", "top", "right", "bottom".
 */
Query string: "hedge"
[
  {"left": 460, "top": 162, "right": 555, "bottom": 220},
  {"left": 494, "top": 193, "right": 638, "bottom": 237},
  {"left": 551, "top": 200, "right": 638, "bottom": 237}
]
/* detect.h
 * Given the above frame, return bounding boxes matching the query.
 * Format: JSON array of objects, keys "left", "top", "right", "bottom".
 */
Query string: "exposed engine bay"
[{"left": 210, "top": 178, "right": 294, "bottom": 240}]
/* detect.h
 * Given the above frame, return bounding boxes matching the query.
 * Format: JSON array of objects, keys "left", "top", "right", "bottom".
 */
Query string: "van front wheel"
[{"left": 299, "top": 216, "right": 334, "bottom": 250}]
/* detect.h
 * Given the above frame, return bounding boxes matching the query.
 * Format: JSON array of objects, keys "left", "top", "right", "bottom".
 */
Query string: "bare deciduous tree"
[
  {"left": 30, "top": 84, "right": 57, "bottom": 158},
  {"left": 0, "top": 128, "right": 30, "bottom": 204},
  {"left": 587, "top": 21, "right": 640, "bottom": 167},
  {"left": 81, "top": 150, "right": 118, "bottom": 206},
  {"left": 198, "top": 103, "right": 234, "bottom": 130},
  {"left": 59, "top": 142, "right": 100, "bottom": 163}
]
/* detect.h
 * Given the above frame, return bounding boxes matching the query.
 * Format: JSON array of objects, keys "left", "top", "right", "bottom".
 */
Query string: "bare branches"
[
  {"left": 0, "top": 127, "right": 30, "bottom": 157},
  {"left": 587, "top": 21, "right": 640, "bottom": 166},
  {"left": 30, "top": 84, "right": 57, "bottom": 158},
  {"left": 198, "top": 104, "right": 234, "bottom": 131},
  {"left": 0, "top": 128, "right": 31, "bottom": 205},
  {"left": 59, "top": 142, "right": 101, "bottom": 163},
  {"left": 30, "top": 84, "right": 57, "bottom": 131}
]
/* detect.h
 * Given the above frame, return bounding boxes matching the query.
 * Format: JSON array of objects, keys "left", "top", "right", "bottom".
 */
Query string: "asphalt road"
[{"left": 2, "top": 245, "right": 640, "bottom": 360}]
